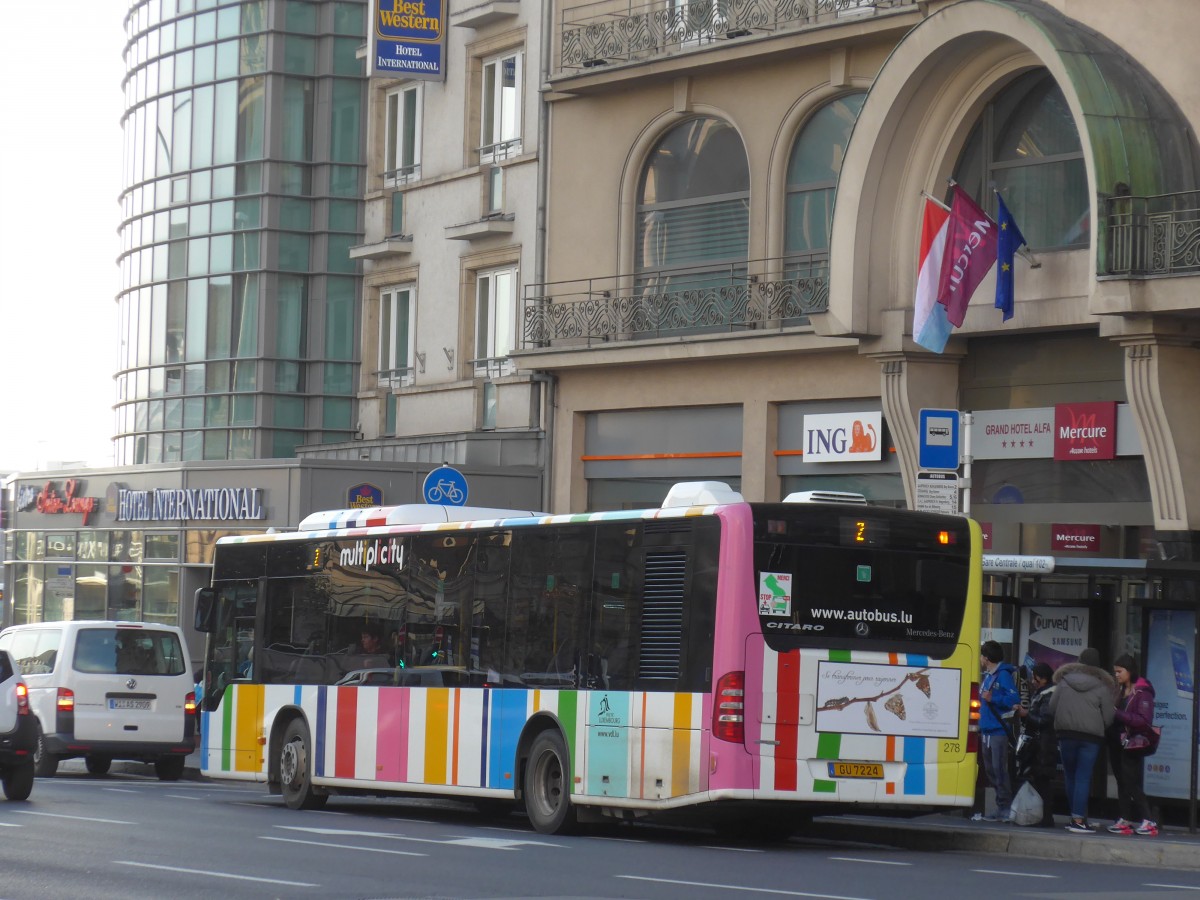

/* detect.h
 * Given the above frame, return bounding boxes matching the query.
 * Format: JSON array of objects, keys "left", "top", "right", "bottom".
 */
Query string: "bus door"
[{"left": 203, "top": 581, "right": 263, "bottom": 774}]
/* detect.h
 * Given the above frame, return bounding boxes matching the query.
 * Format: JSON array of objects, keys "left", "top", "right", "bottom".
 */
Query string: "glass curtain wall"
[{"left": 116, "top": 0, "right": 367, "bottom": 465}]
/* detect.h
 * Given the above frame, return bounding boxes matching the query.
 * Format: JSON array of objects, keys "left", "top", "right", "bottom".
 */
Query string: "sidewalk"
[{"left": 811, "top": 809, "right": 1200, "bottom": 871}]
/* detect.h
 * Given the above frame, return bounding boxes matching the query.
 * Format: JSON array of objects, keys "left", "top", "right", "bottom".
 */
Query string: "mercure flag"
[
  {"left": 995, "top": 192, "right": 1027, "bottom": 322},
  {"left": 913, "top": 198, "right": 952, "bottom": 353},
  {"left": 936, "top": 185, "right": 998, "bottom": 327}
]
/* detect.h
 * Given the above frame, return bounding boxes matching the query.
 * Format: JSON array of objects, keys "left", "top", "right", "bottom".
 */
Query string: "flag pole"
[{"left": 920, "top": 189, "right": 950, "bottom": 212}]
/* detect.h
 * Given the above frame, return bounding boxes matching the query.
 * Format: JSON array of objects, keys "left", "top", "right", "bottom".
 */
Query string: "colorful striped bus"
[{"left": 194, "top": 481, "right": 982, "bottom": 834}]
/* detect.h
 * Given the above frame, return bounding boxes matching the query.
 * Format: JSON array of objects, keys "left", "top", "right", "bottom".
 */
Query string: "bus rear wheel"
[
  {"left": 280, "top": 719, "right": 327, "bottom": 810},
  {"left": 524, "top": 730, "right": 575, "bottom": 835}
]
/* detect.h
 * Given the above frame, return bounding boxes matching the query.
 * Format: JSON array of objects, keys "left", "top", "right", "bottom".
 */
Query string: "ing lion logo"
[{"left": 849, "top": 420, "right": 877, "bottom": 453}]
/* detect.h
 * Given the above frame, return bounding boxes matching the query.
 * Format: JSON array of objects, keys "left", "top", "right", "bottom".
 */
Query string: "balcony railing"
[
  {"left": 522, "top": 256, "right": 828, "bottom": 348},
  {"left": 377, "top": 367, "right": 415, "bottom": 389},
  {"left": 558, "top": 0, "right": 911, "bottom": 71},
  {"left": 1106, "top": 192, "right": 1200, "bottom": 276}
]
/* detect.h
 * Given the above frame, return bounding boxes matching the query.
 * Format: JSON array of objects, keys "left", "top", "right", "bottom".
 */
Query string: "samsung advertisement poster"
[{"left": 1144, "top": 609, "right": 1196, "bottom": 800}]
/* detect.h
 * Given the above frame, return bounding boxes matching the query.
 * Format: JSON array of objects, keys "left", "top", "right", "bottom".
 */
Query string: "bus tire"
[
  {"left": 280, "top": 719, "right": 327, "bottom": 810},
  {"left": 524, "top": 730, "right": 575, "bottom": 835}
]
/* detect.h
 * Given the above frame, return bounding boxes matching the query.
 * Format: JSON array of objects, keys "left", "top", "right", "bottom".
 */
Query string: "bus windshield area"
[{"left": 752, "top": 506, "right": 971, "bottom": 659}]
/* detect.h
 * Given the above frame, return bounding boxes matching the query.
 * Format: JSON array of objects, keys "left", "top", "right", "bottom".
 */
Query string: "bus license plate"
[
  {"left": 109, "top": 699, "right": 152, "bottom": 710},
  {"left": 827, "top": 762, "right": 884, "bottom": 779}
]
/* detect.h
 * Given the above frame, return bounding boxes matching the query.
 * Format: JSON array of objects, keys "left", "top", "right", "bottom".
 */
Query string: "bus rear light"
[
  {"left": 15, "top": 682, "right": 30, "bottom": 715},
  {"left": 967, "top": 681, "right": 980, "bottom": 754},
  {"left": 185, "top": 691, "right": 196, "bottom": 714},
  {"left": 57, "top": 687, "right": 75, "bottom": 712},
  {"left": 713, "top": 671, "right": 745, "bottom": 744}
]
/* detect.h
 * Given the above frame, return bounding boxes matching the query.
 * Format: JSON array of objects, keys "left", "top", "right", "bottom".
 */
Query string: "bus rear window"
[{"left": 753, "top": 507, "right": 970, "bottom": 659}]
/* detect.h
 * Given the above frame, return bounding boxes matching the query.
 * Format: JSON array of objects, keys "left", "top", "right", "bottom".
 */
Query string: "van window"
[
  {"left": 73, "top": 629, "right": 187, "bottom": 676},
  {"left": 2, "top": 629, "right": 62, "bottom": 676}
]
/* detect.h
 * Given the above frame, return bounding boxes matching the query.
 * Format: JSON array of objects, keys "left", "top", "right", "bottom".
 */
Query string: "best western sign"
[{"left": 371, "top": 0, "right": 445, "bottom": 80}]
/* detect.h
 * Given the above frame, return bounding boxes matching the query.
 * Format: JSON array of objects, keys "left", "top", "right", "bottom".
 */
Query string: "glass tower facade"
[{"left": 118, "top": 0, "right": 366, "bottom": 465}]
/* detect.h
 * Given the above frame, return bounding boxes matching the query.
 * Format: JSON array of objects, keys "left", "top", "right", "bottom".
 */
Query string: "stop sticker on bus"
[{"left": 758, "top": 572, "right": 793, "bottom": 616}]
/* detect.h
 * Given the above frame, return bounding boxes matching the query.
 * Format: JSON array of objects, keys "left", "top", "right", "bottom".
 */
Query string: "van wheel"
[
  {"left": 524, "top": 730, "right": 576, "bottom": 834},
  {"left": 2, "top": 762, "right": 35, "bottom": 801},
  {"left": 33, "top": 727, "right": 58, "bottom": 778},
  {"left": 155, "top": 756, "right": 185, "bottom": 781},
  {"left": 85, "top": 755, "right": 112, "bottom": 776},
  {"left": 280, "top": 719, "right": 327, "bottom": 810}
]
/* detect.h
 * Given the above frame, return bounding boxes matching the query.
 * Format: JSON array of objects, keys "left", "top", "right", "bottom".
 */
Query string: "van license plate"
[
  {"left": 110, "top": 699, "right": 152, "bottom": 710},
  {"left": 827, "top": 762, "right": 884, "bottom": 779}
]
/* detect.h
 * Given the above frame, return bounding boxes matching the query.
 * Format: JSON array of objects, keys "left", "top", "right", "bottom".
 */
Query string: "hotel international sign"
[{"left": 371, "top": 0, "right": 445, "bottom": 81}]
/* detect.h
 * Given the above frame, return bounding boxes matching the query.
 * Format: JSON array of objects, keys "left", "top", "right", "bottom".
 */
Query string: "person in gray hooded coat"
[{"left": 1049, "top": 647, "right": 1115, "bottom": 834}]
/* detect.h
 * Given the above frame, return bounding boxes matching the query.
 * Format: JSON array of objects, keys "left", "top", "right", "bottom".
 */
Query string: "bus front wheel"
[
  {"left": 279, "top": 719, "right": 327, "bottom": 810},
  {"left": 524, "top": 730, "right": 576, "bottom": 835}
]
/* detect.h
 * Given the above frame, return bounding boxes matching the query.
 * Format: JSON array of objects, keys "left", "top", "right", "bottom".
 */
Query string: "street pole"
[{"left": 961, "top": 412, "right": 973, "bottom": 516}]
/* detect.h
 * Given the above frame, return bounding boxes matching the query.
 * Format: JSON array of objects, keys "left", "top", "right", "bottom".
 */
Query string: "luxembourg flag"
[{"left": 913, "top": 197, "right": 952, "bottom": 353}]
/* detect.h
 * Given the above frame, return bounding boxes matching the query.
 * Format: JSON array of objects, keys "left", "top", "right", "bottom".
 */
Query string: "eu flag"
[{"left": 995, "top": 192, "right": 1027, "bottom": 322}]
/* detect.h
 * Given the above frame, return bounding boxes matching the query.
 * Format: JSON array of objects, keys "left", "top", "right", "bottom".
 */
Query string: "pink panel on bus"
[{"left": 376, "top": 687, "right": 410, "bottom": 782}]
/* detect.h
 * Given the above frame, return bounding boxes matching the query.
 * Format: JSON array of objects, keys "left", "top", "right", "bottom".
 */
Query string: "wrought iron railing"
[
  {"left": 1106, "top": 192, "right": 1200, "bottom": 276},
  {"left": 522, "top": 256, "right": 829, "bottom": 347},
  {"left": 558, "top": 0, "right": 911, "bottom": 71}
]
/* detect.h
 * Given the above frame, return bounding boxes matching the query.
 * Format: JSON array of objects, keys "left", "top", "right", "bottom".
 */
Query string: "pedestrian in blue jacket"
[{"left": 978, "top": 640, "right": 1020, "bottom": 821}]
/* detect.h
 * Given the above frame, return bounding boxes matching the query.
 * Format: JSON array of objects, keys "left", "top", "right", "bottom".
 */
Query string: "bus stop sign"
[{"left": 919, "top": 408, "right": 961, "bottom": 471}]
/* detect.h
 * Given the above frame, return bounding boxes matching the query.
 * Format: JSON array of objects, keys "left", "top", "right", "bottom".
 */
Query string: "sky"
[{"left": 0, "top": 4, "right": 128, "bottom": 473}]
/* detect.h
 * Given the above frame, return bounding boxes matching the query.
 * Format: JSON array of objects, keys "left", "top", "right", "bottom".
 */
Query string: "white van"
[{"left": 0, "top": 622, "right": 196, "bottom": 780}]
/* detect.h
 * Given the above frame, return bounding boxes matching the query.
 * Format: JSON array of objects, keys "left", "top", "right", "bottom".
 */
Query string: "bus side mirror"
[{"left": 194, "top": 587, "right": 215, "bottom": 632}]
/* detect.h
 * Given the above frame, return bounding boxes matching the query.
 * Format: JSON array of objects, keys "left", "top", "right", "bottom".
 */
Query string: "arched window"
[
  {"left": 784, "top": 92, "right": 865, "bottom": 263},
  {"left": 953, "top": 70, "right": 1087, "bottom": 249},
  {"left": 636, "top": 117, "right": 749, "bottom": 279}
]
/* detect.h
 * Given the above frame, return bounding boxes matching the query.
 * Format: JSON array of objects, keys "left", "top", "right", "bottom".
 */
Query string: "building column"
[
  {"left": 741, "top": 397, "right": 778, "bottom": 503},
  {"left": 873, "top": 352, "right": 964, "bottom": 509}
]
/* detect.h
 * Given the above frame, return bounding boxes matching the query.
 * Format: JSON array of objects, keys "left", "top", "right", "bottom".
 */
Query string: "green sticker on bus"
[{"left": 856, "top": 565, "right": 872, "bottom": 582}]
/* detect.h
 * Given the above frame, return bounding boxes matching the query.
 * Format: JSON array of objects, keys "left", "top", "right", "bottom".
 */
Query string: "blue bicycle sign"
[{"left": 422, "top": 466, "right": 468, "bottom": 506}]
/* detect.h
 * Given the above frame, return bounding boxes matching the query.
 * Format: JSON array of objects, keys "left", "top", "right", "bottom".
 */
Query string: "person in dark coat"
[
  {"left": 1106, "top": 653, "right": 1159, "bottom": 836},
  {"left": 1049, "top": 647, "right": 1115, "bottom": 834},
  {"left": 1013, "top": 661, "right": 1057, "bottom": 827}
]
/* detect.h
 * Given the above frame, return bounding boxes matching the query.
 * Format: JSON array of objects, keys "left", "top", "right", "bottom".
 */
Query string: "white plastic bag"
[{"left": 1011, "top": 780, "right": 1043, "bottom": 826}]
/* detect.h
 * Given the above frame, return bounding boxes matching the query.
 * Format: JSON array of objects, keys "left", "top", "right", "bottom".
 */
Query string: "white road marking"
[
  {"left": 700, "top": 845, "right": 764, "bottom": 853},
  {"left": 101, "top": 788, "right": 140, "bottom": 794},
  {"left": 616, "top": 875, "right": 874, "bottom": 899},
  {"left": 970, "top": 869, "right": 1056, "bottom": 879},
  {"left": 387, "top": 817, "right": 438, "bottom": 825},
  {"left": 591, "top": 836, "right": 648, "bottom": 844},
  {"left": 166, "top": 794, "right": 203, "bottom": 801},
  {"left": 0, "top": 822, "right": 21, "bottom": 827},
  {"left": 115, "top": 860, "right": 316, "bottom": 887},
  {"left": 828, "top": 857, "right": 912, "bottom": 866},
  {"left": 16, "top": 810, "right": 135, "bottom": 825},
  {"left": 276, "top": 825, "right": 561, "bottom": 850},
  {"left": 1145, "top": 885, "right": 1200, "bottom": 891},
  {"left": 260, "top": 836, "right": 425, "bottom": 857}
]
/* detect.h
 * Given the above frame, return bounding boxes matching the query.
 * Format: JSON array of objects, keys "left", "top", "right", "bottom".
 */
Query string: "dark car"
[{"left": 0, "top": 649, "right": 36, "bottom": 800}]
